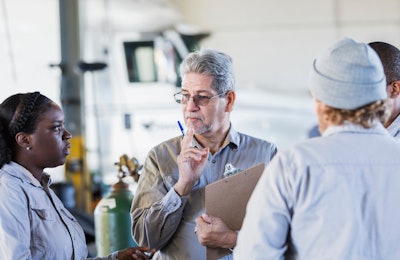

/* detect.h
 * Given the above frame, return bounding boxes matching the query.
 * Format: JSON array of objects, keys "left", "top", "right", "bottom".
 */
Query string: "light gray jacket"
[
  {"left": 235, "top": 123, "right": 400, "bottom": 259},
  {"left": 0, "top": 162, "right": 118, "bottom": 260}
]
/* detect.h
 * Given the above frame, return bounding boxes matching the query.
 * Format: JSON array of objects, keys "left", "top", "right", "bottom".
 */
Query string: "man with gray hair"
[
  {"left": 235, "top": 38, "right": 400, "bottom": 259},
  {"left": 131, "top": 49, "right": 277, "bottom": 259}
]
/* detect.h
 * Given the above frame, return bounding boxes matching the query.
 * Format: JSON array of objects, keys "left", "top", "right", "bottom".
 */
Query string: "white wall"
[
  {"left": 0, "top": 0, "right": 64, "bottom": 180},
  {"left": 172, "top": 0, "right": 400, "bottom": 94},
  {"left": 0, "top": 0, "right": 61, "bottom": 103}
]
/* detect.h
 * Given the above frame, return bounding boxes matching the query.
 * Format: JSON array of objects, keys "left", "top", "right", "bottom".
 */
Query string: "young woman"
[{"left": 0, "top": 92, "right": 154, "bottom": 260}]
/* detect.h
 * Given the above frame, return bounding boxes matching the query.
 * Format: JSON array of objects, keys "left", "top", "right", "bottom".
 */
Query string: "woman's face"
[{"left": 28, "top": 103, "right": 71, "bottom": 169}]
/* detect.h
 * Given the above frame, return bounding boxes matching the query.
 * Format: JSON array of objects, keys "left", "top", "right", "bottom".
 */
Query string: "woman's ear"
[
  {"left": 388, "top": 81, "right": 400, "bottom": 98},
  {"left": 15, "top": 132, "right": 31, "bottom": 150}
]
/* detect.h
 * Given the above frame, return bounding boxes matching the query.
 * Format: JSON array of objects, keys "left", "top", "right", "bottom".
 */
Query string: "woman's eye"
[{"left": 54, "top": 126, "right": 61, "bottom": 132}]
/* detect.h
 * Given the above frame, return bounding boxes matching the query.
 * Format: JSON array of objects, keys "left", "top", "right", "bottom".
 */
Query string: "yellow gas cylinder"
[{"left": 94, "top": 155, "right": 140, "bottom": 256}]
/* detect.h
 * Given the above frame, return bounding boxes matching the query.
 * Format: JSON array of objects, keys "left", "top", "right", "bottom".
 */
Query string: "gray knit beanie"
[{"left": 308, "top": 38, "right": 387, "bottom": 110}]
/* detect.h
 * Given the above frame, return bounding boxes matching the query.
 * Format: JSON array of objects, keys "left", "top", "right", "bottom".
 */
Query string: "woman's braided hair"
[
  {"left": 0, "top": 92, "right": 53, "bottom": 168},
  {"left": 9, "top": 92, "right": 40, "bottom": 138}
]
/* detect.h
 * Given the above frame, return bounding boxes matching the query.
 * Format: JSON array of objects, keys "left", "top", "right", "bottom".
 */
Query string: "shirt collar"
[
  {"left": 224, "top": 125, "right": 240, "bottom": 150},
  {"left": 387, "top": 115, "right": 400, "bottom": 137},
  {"left": 3, "top": 161, "right": 51, "bottom": 188},
  {"left": 322, "top": 121, "right": 390, "bottom": 137}
]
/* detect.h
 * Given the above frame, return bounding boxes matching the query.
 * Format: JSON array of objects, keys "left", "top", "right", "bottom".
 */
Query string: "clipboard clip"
[{"left": 223, "top": 163, "right": 241, "bottom": 178}]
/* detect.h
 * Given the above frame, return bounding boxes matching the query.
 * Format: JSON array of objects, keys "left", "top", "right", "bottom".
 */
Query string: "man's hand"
[
  {"left": 175, "top": 128, "right": 209, "bottom": 196},
  {"left": 118, "top": 246, "right": 156, "bottom": 259},
  {"left": 195, "top": 213, "right": 237, "bottom": 249}
]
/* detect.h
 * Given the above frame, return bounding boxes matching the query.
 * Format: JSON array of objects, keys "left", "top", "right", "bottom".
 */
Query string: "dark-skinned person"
[
  {"left": 130, "top": 49, "right": 277, "bottom": 259},
  {"left": 369, "top": 41, "right": 400, "bottom": 138},
  {"left": 0, "top": 92, "right": 155, "bottom": 260},
  {"left": 234, "top": 38, "right": 400, "bottom": 259}
]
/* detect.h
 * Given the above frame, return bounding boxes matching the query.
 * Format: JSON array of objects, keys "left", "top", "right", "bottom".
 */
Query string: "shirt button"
[{"left": 212, "top": 160, "right": 216, "bottom": 163}]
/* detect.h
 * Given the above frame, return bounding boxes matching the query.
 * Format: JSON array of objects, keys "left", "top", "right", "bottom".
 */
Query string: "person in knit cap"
[
  {"left": 368, "top": 41, "right": 400, "bottom": 138},
  {"left": 234, "top": 38, "right": 400, "bottom": 259}
]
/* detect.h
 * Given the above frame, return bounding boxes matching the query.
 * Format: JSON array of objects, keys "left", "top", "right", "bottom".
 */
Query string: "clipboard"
[{"left": 205, "top": 162, "right": 266, "bottom": 260}]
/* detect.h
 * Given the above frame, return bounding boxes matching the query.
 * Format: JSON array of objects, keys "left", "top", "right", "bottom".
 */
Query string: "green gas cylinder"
[{"left": 94, "top": 155, "right": 141, "bottom": 256}]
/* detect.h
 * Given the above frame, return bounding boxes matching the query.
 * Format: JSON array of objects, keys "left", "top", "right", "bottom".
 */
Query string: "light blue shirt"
[
  {"left": 0, "top": 162, "right": 119, "bottom": 260},
  {"left": 234, "top": 123, "right": 400, "bottom": 259},
  {"left": 387, "top": 115, "right": 400, "bottom": 138},
  {"left": 131, "top": 127, "right": 277, "bottom": 260}
]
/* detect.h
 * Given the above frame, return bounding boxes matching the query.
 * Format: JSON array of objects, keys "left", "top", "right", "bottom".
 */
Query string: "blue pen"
[{"left": 177, "top": 120, "right": 185, "bottom": 136}]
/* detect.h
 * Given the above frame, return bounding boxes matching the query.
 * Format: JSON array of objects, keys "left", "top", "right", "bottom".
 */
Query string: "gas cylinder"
[{"left": 94, "top": 155, "right": 141, "bottom": 256}]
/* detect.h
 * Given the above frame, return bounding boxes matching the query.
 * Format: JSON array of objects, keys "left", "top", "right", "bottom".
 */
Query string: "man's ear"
[
  {"left": 225, "top": 90, "right": 236, "bottom": 112},
  {"left": 15, "top": 132, "right": 31, "bottom": 150},
  {"left": 388, "top": 81, "right": 400, "bottom": 98}
]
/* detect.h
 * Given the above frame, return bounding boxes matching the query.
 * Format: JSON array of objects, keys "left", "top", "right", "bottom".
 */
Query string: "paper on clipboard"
[{"left": 205, "top": 162, "right": 266, "bottom": 260}]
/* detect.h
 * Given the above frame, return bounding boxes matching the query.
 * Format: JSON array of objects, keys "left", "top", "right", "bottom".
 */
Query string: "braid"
[{"left": 9, "top": 92, "right": 40, "bottom": 137}]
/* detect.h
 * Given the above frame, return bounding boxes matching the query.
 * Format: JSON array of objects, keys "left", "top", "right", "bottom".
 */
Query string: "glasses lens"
[
  {"left": 174, "top": 93, "right": 183, "bottom": 104},
  {"left": 174, "top": 92, "right": 226, "bottom": 106},
  {"left": 194, "top": 95, "right": 208, "bottom": 106}
]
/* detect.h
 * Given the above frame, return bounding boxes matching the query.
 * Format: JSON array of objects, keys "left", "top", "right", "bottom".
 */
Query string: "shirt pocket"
[
  {"left": 31, "top": 205, "right": 56, "bottom": 221},
  {"left": 29, "top": 204, "right": 58, "bottom": 253}
]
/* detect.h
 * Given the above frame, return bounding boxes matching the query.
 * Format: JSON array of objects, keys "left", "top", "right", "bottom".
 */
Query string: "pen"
[{"left": 177, "top": 120, "right": 185, "bottom": 136}]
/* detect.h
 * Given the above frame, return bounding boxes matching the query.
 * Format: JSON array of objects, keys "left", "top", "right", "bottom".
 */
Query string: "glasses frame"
[{"left": 173, "top": 91, "right": 227, "bottom": 106}]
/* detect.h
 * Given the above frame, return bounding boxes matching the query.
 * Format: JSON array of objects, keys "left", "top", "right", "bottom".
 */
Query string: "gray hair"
[{"left": 180, "top": 48, "right": 235, "bottom": 93}]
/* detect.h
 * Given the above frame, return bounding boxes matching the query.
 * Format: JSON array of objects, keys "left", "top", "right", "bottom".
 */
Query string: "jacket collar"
[
  {"left": 1, "top": 162, "right": 51, "bottom": 188},
  {"left": 323, "top": 121, "right": 390, "bottom": 137}
]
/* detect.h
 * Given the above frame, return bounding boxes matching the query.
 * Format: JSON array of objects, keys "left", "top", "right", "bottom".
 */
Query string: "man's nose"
[{"left": 186, "top": 96, "right": 199, "bottom": 110}]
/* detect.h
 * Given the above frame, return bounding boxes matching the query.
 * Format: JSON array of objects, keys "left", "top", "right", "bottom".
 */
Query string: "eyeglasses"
[{"left": 173, "top": 91, "right": 227, "bottom": 106}]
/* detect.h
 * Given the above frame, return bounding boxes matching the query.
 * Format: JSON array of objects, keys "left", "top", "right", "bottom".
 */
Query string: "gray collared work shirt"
[{"left": 131, "top": 127, "right": 277, "bottom": 260}]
